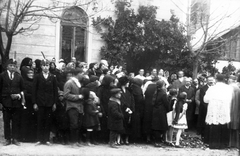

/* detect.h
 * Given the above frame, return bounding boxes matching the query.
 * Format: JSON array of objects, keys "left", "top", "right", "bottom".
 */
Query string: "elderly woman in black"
[
  {"left": 97, "top": 75, "right": 116, "bottom": 142},
  {"left": 118, "top": 76, "right": 135, "bottom": 145},
  {"left": 151, "top": 80, "right": 170, "bottom": 147}
]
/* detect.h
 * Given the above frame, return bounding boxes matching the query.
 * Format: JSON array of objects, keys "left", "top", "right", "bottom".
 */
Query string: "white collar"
[{"left": 71, "top": 77, "right": 81, "bottom": 88}]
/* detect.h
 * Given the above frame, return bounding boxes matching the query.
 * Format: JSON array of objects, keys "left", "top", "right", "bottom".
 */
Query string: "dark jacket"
[
  {"left": 198, "top": 84, "right": 209, "bottom": 128},
  {"left": 108, "top": 98, "right": 124, "bottom": 132},
  {"left": 151, "top": 88, "right": 170, "bottom": 131},
  {"left": 0, "top": 71, "right": 24, "bottom": 108},
  {"left": 179, "top": 85, "right": 195, "bottom": 120},
  {"left": 32, "top": 72, "right": 58, "bottom": 107}
]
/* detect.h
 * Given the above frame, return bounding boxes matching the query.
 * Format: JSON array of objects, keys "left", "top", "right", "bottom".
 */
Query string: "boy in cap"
[
  {"left": 108, "top": 88, "right": 124, "bottom": 148},
  {"left": 32, "top": 59, "right": 58, "bottom": 145},
  {"left": 0, "top": 59, "right": 25, "bottom": 146}
]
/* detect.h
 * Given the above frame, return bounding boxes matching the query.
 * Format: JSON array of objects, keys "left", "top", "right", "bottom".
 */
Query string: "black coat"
[
  {"left": 108, "top": 99, "right": 124, "bottom": 133},
  {"left": 151, "top": 89, "right": 170, "bottom": 131},
  {"left": 0, "top": 71, "right": 24, "bottom": 108},
  {"left": 179, "top": 85, "right": 195, "bottom": 120},
  {"left": 198, "top": 85, "right": 209, "bottom": 128},
  {"left": 120, "top": 88, "right": 135, "bottom": 134},
  {"left": 32, "top": 73, "right": 58, "bottom": 107},
  {"left": 143, "top": 83, "right": 157, "bottom": 134}
]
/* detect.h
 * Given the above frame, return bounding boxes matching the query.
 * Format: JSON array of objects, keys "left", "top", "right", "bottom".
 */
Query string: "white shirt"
[
  {"left": 134, "top": 75, "right": 145, "bottom": 81},
  {"left": 7, "top": 70, "right": 14, "bottom": 80},
  {"left": 42, "top": 71, "right": 49, "bottom": 79},
  {"left": 204, "top": 82, "right": 233, "bottom": 125}
]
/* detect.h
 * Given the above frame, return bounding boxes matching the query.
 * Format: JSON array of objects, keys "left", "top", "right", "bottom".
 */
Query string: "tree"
[
  {"left": 93, "top": 0, "right": 191, "bottom": 74},
  {"left": 185, "top": 0, "right": 240, "bottom": 78},
  {"left": 0, "top": 0, "right": 101, "bottom": 70}
]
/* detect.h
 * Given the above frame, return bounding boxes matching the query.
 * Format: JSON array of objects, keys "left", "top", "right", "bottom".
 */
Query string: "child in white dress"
[{"left": 172, "top": 92, "right": 188, "bottom": 147}]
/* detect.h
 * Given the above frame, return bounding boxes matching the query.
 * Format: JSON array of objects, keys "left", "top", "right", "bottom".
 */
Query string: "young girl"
[
  {"left": 83, "top": 91, "right": 101, "bottom": 146},
  {"left": 172, "top": 92, "right": 188, "bottom": 147}
]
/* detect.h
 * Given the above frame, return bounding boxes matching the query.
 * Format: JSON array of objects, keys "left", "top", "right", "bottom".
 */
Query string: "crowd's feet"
[
  {"left": 4, "top": 139, "right": 21, "bottom": 146},
  {"left": 109, "top": 143, "right": 118, "bottom": 149},
  {"left": 35, "top": 141, "right": 52, "bottom": 146}
]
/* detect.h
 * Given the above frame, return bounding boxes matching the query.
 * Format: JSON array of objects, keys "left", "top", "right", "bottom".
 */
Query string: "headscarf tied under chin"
[{"left": 130, "top": 78, "right": 143, "bottom": 95}]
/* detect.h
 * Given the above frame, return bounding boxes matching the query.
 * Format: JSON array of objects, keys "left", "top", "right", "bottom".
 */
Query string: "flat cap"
[{"left": 110, "top": 88, "right": 122, "bottom": 95}]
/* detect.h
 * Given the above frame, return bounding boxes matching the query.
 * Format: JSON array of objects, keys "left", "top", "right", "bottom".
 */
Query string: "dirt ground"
[{"left": 0, "top": 112, "right": 239, "bottom": 156}]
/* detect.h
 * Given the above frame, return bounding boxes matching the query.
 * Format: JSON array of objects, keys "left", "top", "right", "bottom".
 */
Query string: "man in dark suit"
[
  {"left": 197, "top": 76, "right": 214, "bottom": 140},
  {"left": 179, "top": 77, "right": 195, "bottom": 130},
  {"left": 0, "top": 59, "right": 25, "bottom": 146},
  {"left": 32, "top": 59, "right": 58, "bottom": 145}
]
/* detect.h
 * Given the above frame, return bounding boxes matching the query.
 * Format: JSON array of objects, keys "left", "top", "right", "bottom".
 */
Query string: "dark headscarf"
[
  {"left": 20, "top": 57, "right": 32, "bottom": 79},
  {"left": 101, "top": 75, "right": 115, "bottom": 87},
  {"left": 130, "top": 78, "right": 143, "bottom": 96},
  {"left": 20, "top": 57, "right": 32, "bottom": 71},
  {"left": 34, "top": 59, "right": 42, "bottom": 74}
]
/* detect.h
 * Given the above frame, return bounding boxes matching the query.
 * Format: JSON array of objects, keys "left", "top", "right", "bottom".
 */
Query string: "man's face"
[
  {"left": 207, "top": 77, "right": 215, "bottom": 86},
  {"left": 139, "top": 69, "right": 144, "bottom": 76},
  {"left": 193, "top": 79, "right": 198, "bottom": 85},
  {"left": 152, "top": 69, "right": 157, "bottom": 76},
  {"left": 7, "top": 64, "right": 16, "bottom": 72},
  {"left": 158, "top": 70, "right": 164, "bottom": 76},
  {"left": 185, "top": 78, "right": 191, "bottom": 87},
  {"left": 178, "top": 71, "right": 184, "bottom": 78},
  {"left": 41, "top": 64, "right": 50, "bottom": 73},
  {"left": 101, "top": 64, "right": 108, "bottom": 70}
]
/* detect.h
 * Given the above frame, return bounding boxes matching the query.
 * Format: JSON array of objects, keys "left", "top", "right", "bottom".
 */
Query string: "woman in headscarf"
[
  {"left": 151, "top": 80, "right": 170, "bottom": 147},
  {"left": 33, "top": 59, "right": 41, "bottom": 74},
  {"left": 118, "top": 76, "right": 135, "bottom": 145},
  {"left": 130, "top": 78, "right": 144, "bottom": 141},
  {"left": 88, "top": 63, "right": 98, "bottom": 77},
  {"left": 97, "top": 75, "right": 116, "bottom": 142},
  {"left": 20, "top": 57, "right": 33, "bottom": 79},
  {"left": 20, "top": 68, "right": 37, "bottom": 142}
]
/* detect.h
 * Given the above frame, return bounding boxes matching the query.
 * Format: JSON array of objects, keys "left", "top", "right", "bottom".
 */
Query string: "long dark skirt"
[
  {"left": 20, "top": 108, "right": 37, "bottom": 142},
  {"left": 205, "top": 124, "right": 230, "bottom": 149}
]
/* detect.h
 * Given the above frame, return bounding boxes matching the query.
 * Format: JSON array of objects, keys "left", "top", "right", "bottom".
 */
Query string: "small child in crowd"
[{"left": 172, "top": 92, "right": 188, "bottom": 147}]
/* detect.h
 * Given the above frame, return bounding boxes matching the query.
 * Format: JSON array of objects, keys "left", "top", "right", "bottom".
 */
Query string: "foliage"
[{"left": 93, "top": 0, "right": 192, "bottom": 74}]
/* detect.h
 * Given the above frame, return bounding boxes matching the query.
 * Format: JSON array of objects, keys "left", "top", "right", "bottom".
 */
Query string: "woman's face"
[
  {"left": 27, "top": 70, "right": 34, "bottom": 79},
  {"left": 32, "top": 62, "right": 36, "bottom": 69},
  {"left": 94, "top": 64, "right": 98, "bottom": 69},
  {"left": 50, "top": 63, "right": 55, "bottom": 69}
]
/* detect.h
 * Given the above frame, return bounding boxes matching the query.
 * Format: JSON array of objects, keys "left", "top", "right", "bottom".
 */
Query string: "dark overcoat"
[
  {"left": 151, "top": 89, "right": 170, "bottom": 131},
  {"left": 108, "top": 99, "right": 124, "bottom": 133},
  {"left": 179, "top": 85, "right": 195, "bottom": 120}
]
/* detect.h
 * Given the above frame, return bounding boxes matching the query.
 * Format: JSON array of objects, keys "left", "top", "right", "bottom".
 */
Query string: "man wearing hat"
[
  {"left": 108, "top": 88, "right": 124, "bottom": 148},
  {"left": 0, "top": 58, "right": 25, "bottom": 146},
  {"left": 32, "top": 59, "right": 58, "bottom": 145}
]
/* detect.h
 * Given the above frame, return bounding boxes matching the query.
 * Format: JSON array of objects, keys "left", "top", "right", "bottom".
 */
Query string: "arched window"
[{"left": 60, "top": 7, "right": 88, "bottom": 63}]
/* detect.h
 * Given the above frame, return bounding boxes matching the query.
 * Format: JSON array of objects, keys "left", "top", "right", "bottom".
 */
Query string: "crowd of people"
[{"left": 0, "top": 56, "right": 239, "bottom": 150}]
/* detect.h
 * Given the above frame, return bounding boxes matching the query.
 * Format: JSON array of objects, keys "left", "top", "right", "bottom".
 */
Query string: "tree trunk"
[
  {"left": 0, "top": 33, "right": 12, "bottom": 71},
  {"left": 192, "top": 57, "right": 199, "bottom": 79}
]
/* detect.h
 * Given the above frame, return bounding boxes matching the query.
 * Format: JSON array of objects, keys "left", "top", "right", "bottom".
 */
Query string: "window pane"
[
  {"left": 62, "top": 26, "right": 73, "bottom": 63},
  {"left": 74, "top": 27, "right": 85, "bottom": 62}
]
